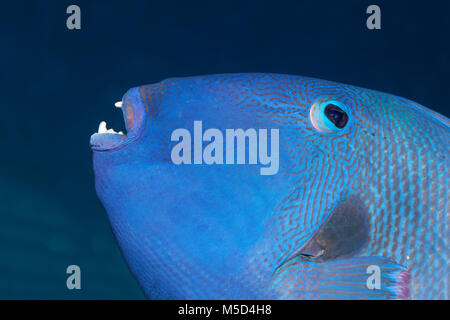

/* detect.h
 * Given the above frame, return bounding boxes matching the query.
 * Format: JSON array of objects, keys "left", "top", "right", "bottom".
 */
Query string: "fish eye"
[
  {"left": 309, "top": 98, "right": 350, "bottom": 133},
  {"left": 324, "top": 104, "right": 348, "bottom": 128}
]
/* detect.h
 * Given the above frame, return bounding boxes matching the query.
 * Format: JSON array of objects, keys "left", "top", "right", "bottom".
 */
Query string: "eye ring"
[{"left": 309, "top": 97, "right": 350, "bottom": 134}]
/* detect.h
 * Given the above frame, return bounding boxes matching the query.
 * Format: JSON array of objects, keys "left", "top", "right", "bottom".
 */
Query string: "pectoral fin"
[{"left": 272, "top": 256, "right": 410, "bottom": 300}]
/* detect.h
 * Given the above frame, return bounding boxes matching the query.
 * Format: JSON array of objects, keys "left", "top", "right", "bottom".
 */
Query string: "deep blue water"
[{"left": 0, "top": 0, "right": 448, "bottom": 299}]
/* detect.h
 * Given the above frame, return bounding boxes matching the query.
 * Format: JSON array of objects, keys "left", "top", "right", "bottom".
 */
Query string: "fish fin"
[
  {"left": 272, "top": 256, "right": 410, "bottom": 300},
  {"left": 291, "top": 195, "right": 369, "bottom": 261}
]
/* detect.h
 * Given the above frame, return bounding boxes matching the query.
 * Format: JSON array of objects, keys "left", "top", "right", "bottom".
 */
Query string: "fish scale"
[{"left": 354, "top": 92, "right": 449, "bottom": 299}]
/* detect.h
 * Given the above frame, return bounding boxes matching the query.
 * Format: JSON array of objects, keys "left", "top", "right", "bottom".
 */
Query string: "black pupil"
[{"left": 324, "top": 104, "right": 348, "bottom": 128}]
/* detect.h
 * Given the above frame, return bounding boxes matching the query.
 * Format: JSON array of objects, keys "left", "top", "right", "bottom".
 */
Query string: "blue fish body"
[{"left": 90, "top": 73, "right": 448, "bottom": 299}]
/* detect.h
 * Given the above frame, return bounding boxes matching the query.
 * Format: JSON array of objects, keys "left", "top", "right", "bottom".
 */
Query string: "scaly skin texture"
[{"left": 92, "top": 74, "right": 448, "bottom": 299}]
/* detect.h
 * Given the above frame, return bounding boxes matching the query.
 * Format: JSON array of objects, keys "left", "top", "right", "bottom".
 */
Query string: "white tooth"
[
  {"left": 118, "top": 131, "right": 124, "bottom": 135},
  {"left": 115, "top": 101, "right": 123, "bottom": 108},
  {"left": 98, "top": 121, "right": 107, "bottom": 134}
]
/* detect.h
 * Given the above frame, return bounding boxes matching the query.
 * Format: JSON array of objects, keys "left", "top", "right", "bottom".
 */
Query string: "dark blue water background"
[{"left": 0, "top": 0, "right": 448, "bottom": 298}]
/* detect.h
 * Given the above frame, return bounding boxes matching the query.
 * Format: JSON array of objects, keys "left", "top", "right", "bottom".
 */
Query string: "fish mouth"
[{"left": 90, "top": 87, "right": 146, "bottom": 151}]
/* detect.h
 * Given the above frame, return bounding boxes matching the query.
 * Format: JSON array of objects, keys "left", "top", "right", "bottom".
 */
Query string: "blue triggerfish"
[{"left": 90, "top": 73, "right": 448, "bottom": 299}]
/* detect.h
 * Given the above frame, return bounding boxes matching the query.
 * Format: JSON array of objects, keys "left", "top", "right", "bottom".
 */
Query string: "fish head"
[{"left": 90, "top": 73, "right": 446, "bottom": 298}]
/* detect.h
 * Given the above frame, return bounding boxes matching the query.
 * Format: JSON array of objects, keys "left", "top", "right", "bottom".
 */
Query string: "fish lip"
[
  {"left": 90, "top": 87, "right": 146, "bottom": 152},
  {"left": 89, "top": 132, "right": 133, "bottom": 152}
]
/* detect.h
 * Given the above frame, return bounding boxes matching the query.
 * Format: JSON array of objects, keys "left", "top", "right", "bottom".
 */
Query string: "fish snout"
[{"left": 90, "top": 87, "right": 146, "bottom": 151}]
